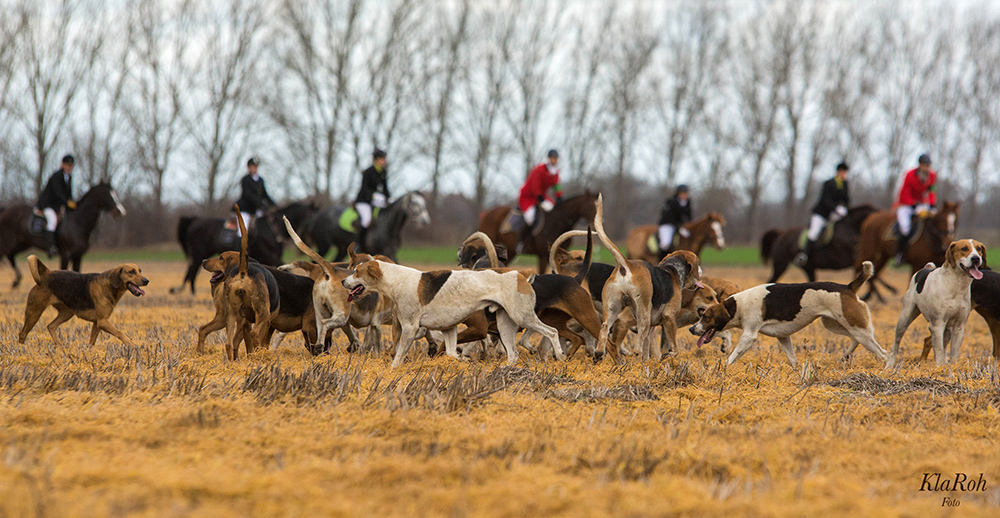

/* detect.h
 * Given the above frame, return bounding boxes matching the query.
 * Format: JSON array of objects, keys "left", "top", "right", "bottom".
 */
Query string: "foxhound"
[
  {"left": 888, "top": 239, "right": 986, "bottom": 367},
  {"left": 342, "top": 248, "right": 562, "bottom": 368},
  {"left": 690, "top": 261, "right": 888, "bottom": 366}
]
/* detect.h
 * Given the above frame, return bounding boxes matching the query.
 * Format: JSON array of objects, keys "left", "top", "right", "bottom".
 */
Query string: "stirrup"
[{"left": 793, "top": 252, "right": 808, "bottom": 267}]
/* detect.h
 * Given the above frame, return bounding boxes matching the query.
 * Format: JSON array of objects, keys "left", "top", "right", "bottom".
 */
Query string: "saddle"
[
  {"left": 798, "top": 222, "right": 837, "bottom": 250},
  {"left": 885, "top": 217, "right": 925, "bottom": 244},
  {"left": 646, "top": 232, "right": 680, "bottom": 254},
  {"left": 28, "top": 210, "right": 46, "bottom": 237},
  {"left": 499, "top": 207, "right": 544, "bottom": 236},
  {"left": 338, "top": 206, "right": 380, "bottom": 233}
]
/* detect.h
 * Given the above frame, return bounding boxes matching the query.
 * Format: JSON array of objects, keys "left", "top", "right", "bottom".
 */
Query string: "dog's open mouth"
[
  {"left": 347, "top": 284, "right": 365, "bottom": 302},
  {"left": 127, "top": 282, "right": 146, "bottom": 296},
  {"left": 961, "top": 263, "right": 983, "bottom": 280},
  {"left": 696, "top": 328, "right": 716, "bottom": 347},
  {"left": 209, "top": 271, "right": 224, "bottom": 284}
]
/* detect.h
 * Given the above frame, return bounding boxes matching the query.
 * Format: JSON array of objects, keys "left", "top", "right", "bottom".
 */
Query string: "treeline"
[{"left": 0, "top": 0, "right": 998, "bottom": 245}]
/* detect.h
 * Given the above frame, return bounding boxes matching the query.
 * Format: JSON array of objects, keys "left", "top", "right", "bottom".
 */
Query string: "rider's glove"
[
  {"left": 835, "top": 205, "right": 848, "bottom": 217},
  {"left": 67, "top": 200, "right": 77, "bottom": 210},
  {"left": 916, "top": 203, "right": 931, "bottom": 218},
  {"left": 678, "top": 228, "right": 691, "bottom": 238},
  {"left": 540, "top": 200, "right": 555, "bottom": 212}
]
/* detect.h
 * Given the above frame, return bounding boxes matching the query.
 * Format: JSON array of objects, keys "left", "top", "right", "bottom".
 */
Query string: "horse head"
[
  {"left": 400, "top": 191, "right": 431, "bottom": 227},
  {"left": 707, "top": 212, "right": 727, "bottom": 250},
  {"left": 81, "top": 181, "right": 127, "bottom": 218},
  {"left": 933, "top": 201, "right": 961, "bottom": 242}
]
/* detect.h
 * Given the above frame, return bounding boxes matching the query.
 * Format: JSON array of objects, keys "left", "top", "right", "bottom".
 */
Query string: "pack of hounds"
[{"left": 17, "top": 196, "right": 998, "bottom": 369}]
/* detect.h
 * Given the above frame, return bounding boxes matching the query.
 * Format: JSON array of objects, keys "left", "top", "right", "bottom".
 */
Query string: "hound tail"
[
  {"left": 461, "top": 231, "right": 500, "bottom": 268},
  {"left": 849, "top": 261, "right": 874, "bottom": 293},
  {"left": 28, "top": 255, "right": 48, "bottom": 286},
  {"left": 594, "top": 194, "right": 629, "bottom": 271},
  {"left": 235, "top": 204, "right": 249, "bottom": 275},
  {"left": 283, "top": 216, "right": 336, "bottom": 277},
  {"left": 574, "top": 227, "right": 593, "bottom": 285},
  {"left": 548, "top": 229, "right": 590, "bottom": 274}
]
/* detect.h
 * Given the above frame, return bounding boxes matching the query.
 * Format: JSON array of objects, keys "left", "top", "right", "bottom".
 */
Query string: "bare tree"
[
  {"left": 185, "top": 0, "right": 266, "bottom": 208},
  {"left": 0, "top": 7, "right": 28, "bottom": 198},
  {"left": 15, "top": 0, "right": 103, "bottom": 195},
  {"left": 413, "top": 0, "right": 471, "bottom": 217},
  {"left": 125, "top": 0, "right": 194, "bottom": 213},
  {"left": 957, "top": 15, "right": 1000, "bottom": 223},
  {"left": 269, "top": 0, "right": 363, "bottom": 200}
]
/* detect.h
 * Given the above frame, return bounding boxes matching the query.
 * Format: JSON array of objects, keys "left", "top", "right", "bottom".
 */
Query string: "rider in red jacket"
[
  {"left": 894, "top": 153, "right": 937, "bottom": 265},
  {"left": 518, "top": 149, "right": 563, "bottom": 229}
]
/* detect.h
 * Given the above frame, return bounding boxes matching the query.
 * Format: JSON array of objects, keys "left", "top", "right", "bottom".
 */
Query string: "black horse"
[
  {"left": 0, "top": 182, "right": 126, "bottom": 287},
  {"left": 760, "top": 205, "right": 878, "bottom": 283},
  {"left": 171, "top": 201, "right": 318, "bottom": 294},
  {"left": 304, "top": 191, "right": 431, "bottom": 262}
]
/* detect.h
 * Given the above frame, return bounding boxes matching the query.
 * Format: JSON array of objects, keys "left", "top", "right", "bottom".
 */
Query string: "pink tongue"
[
  {"left": 695, "top": 280, "right": 705, "bottom": 289},
  {"left": 970, "top": 266, "right": 983, "bottom": 280},
  {"left": 696, "top": 330, "right": 712, "bottom": 348}
]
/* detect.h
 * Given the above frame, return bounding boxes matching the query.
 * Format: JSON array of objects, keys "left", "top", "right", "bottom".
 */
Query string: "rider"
[
  {"left": 518, "top": 149, "right": 563, "bottom": 234},
  {"left": 794, "top": 162, "right": 850, "bottom": 266},
  {"left": 657, "top": 185, "right": 692, "bottom": 253},
  {"left": 234, "top": 156, "right": 275, "bottom": 236},
  {"left": 894, "top": 153, "right": 937, "bottom": 266},
  {"left": 36, "top": 154, "right": 77, "bottom": 257},
  {"left": 355, "top": 148, "right": 390, "bottom": 251}
]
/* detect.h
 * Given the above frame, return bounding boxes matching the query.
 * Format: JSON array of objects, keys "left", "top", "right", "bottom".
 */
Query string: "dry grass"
[{"left": 1, "top": 261, "right": 999, "bottom": 516}]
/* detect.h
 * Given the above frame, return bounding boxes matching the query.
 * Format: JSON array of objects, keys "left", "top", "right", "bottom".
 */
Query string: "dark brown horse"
[
  {"left": 760, "top": 205, "right": 878, "bottom": 283},
  {"left": 0, "top": 182, "right": 126, "bottom": 288},
  {"left": 854, "top": 201, "right": 960, "bottom": 302},
  {"left": 624, "top": 212, "right": 727, "bottom": 263},
  {"left": 478, "top": 191, "right": 598, "bottom": 273}
]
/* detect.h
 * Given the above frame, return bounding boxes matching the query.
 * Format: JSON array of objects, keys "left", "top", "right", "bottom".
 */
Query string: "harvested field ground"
[{"left": 1, "top": 260, "right": 999, "bottom": 517}]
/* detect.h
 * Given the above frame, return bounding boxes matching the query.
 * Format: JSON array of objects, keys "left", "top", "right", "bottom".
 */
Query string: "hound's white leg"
[
  {"left": 391, "top": 322, "right": 418, "bottom": 368},
  {"left": 727, "top": 328, "right": 760, "bottom": 365},
  {"left": 495, "top": 311, "right": 521, "bottom": 365},
  {"left": 776, "top": 336, "right": 797, "bottom": 367},
  {"left": 443, "top": 327, "right": 462, "bottom": 360},
  {"left": 888, "top": 300, "right": 921, "bottom": 368},
  {"left": 948, "top": 324, "right": 966, "bottom": 363},
  {"left": 929, "top": 321, "right": 948, "bottom": 367}
]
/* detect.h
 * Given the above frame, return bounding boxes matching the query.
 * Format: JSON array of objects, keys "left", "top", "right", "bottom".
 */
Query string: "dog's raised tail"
[
  {"left": 849, "top": 261, "right": 874, "bottom": 293},
  {"left": 27, "top": 255, "right": 48, "bottom": 286},
  {"left": 548, "top": 229, "right": 589, "bottom": 274},
  {"left": 461, "top": 231, "right": 500, "bottom": 268},
  {"left": 594, "top": 194, "right": 629, "bottom": 271},
  {"left": 283, "top": 215, "right": 336, "bottom": 276},
  {"left": 235, "top": 204, "right": 249, "bottom": 275},
  {"left": 574, "top": 227, "right": 593, "bottom": 285}
]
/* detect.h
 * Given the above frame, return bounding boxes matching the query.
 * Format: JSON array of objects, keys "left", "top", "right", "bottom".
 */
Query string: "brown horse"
[
  {"left": 624, "top": 212, "right": 727, "bottom": 263},
  {"left": 478, "top": 191, "right": 597, "bottom": 273},
  {"left": 854, "top": 201, "right": 960, "bottom": 302}
]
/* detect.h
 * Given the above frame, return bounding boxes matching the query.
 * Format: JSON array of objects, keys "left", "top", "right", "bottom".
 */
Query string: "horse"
[
  {"left": 759, "top": 205, "right": 879, "bottom": 283},
  {"left": 478, "top": 191, "right": 598, "bottom": 274},
  {"left": 171, "top": 201, "right": 318, "bottom": 294},
  {"left": 853, "top": 201, "right": 960, "bottom": 302},
  {"left": 624, "top": 212, "right": 727, "bottom": 263},
  {"left": 304, "top": 191, "right": 431, "bottom": 262},
  {"left": 0, "top": 182, "right": 126, "bottom": 288}
]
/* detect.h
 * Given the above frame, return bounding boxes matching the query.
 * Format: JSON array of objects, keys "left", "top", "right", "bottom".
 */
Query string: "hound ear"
[
  {"left": 723, "top": 297, "right": 737, "bottom": 319},
  {"left": 348, "top": 242, "right": 357, "bottom": 261},
  {"left": 976, "top": 241, "right": 987, "bottom": 267},
  {"left": 110, "top": 267, "right": 124, "bottom": 289},
  {"left": 945, "top": 242, "right": 959, "bottom": 268}
]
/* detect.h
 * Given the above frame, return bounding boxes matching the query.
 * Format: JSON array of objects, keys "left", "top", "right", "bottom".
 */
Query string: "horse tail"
[
  {"left": 235, "top": 204, "right": 249, "bottom": 275},
  {"left": 760, "top": 229, "right": 780, "bottom": 264},
  {"left": 28, "top": 255, "right": 47, "bottom": 286},
  {"left": 594, "top": 194, "right": 629, "bottom": 271},
  {"left": 177, "top": 216, "right": 194, "bottom": 257},
  {"left": 283, "top": 215, "right": 337, "bottom": 277},
  {"left": 574, "top": 227, "right": 593, "bottom": 285},
  {"left": 461, "top": 232, "right": 500, "bottom": 268},
  {"left": 548, "top": 229, "right": 589, "bottom": 275},
  {"left": 849, "top": 261, "right": 874, "bottom": 293}
]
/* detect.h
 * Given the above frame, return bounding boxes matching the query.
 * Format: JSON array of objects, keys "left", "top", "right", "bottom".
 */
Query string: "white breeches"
[
  {"left": 658, "top": 224, "right": 676, "bottom": 250},
  {"left": 43, "top": 208, "right": 58, "bottom": 232},
  {"left": 238, "top": 211, "right": 252, "bottom": 237},
  {"left": 523, "top": 205, "right": 537, "bottom": 226},
  {"left": 357, "top": 203, "right": 373, "bottom": 228},
  {"left": 807, "top": 214, "right": 826, "bottom": 241},
  {"left": 896, "top": 205, "right": 913, "bottom": 236}
]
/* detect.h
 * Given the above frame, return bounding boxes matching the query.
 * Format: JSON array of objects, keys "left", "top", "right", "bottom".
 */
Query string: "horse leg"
[
  {"left": 333, "top": 246, "right": 346, "bottom": 262},
  {"left": 60, "top": 254, "right": 70, "bottom": 270},
  {"left": 8, "top": 253, "right": 21, "bottom": 288},
  {"left": 805, "top": 266, "right": 816, "bottom": 283},
  {"left": 72, "top": 256, "right": 81, "bottom": 272},
  {"left": 769, "top": 257, "right": 790, "bottom": 283}
]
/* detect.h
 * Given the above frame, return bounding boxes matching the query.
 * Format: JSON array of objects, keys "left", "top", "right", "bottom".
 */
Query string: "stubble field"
[{"left": 1, "top": 259, "right": 999, "bottom": 517}]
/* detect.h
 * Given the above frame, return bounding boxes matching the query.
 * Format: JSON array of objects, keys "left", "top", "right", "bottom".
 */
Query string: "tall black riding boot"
[
  {"left": 794, "top": 239, "right": 814, "bottom": 267},
  {"left": 893, "top": 233, "right": 909, "bottom": 267},
  {"left": 45, "top": 230, "right": 58, "bottom": 258}
]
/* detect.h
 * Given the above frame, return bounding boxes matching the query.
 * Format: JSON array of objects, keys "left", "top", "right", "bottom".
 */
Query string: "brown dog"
[
  {"left": 199, "top": 251, "right": 316, "bottom": 354},
  {"left": 223, "top": 205, "right": 279, "bottom": 360},
  {"left": 592, "top": 194, "right": 703, "bottom": 361},
  {"left": 18, "top": 255, "right": 148, "bottom": 347}
]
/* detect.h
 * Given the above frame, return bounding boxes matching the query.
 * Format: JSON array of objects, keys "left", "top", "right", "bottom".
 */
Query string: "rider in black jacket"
[
  {"left": 234, "top": 157, "right": 275, "bottom": 236},
  {"left": 657, "top": 185, "right": 692, "bottom": 252},
  {"left": 36, "top": 154, "right": 77, "bottom": 257},
  {"left": 795, "top": 162, "right": 850, "bottom": 266},
  {"left": 354, "top": 149, "right": 390, "bottom": 251}
]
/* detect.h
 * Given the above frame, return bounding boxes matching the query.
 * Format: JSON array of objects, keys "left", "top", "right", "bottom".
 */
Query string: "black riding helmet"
[
  {"left": 675, "top": 184, "right": 689, "bottom": 196},
  {"left": 247, "top": 156, "right": 260, "bottom": 166},
  {"left": 373, "top": 148, "right": 387, "bottom": 160},
  {"left": 62, "top": 154, "right": 75, "bottom": 165},
  {"left": 547, "top": 149, "right": 559, "bottom": 159}
]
